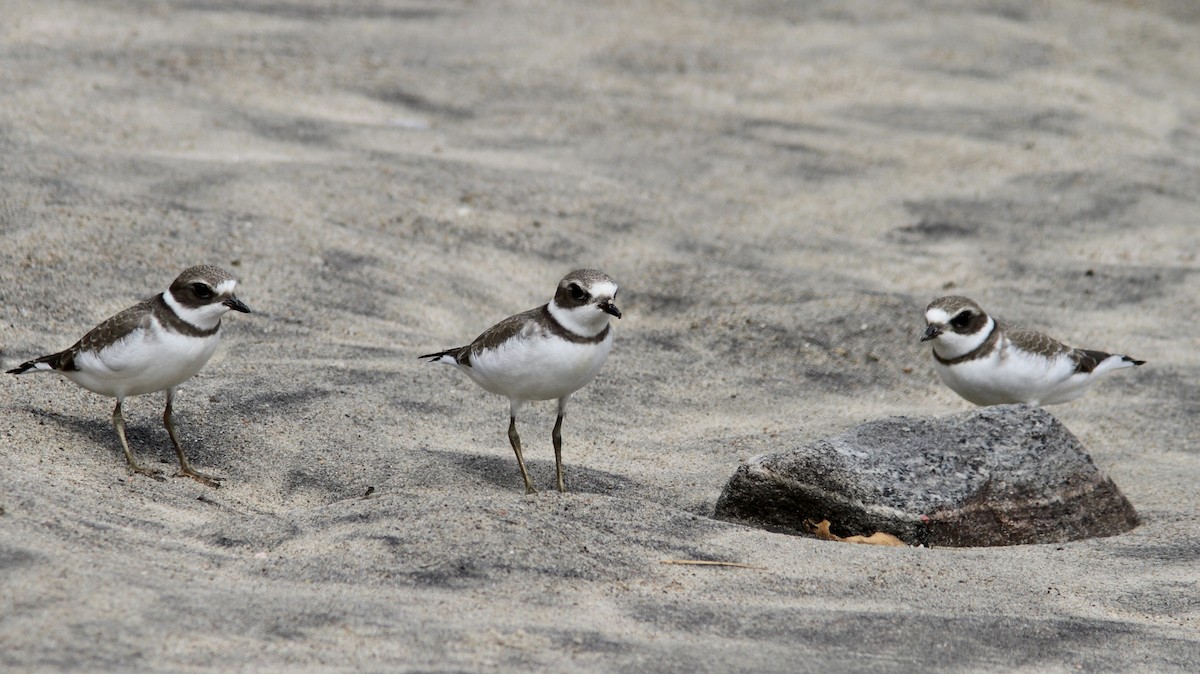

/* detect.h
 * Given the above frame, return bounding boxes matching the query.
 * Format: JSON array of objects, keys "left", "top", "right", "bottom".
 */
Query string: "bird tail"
[
  {"left": 1074, "top": 349, "right": 1144, "bottom": 375},
  {"left": 7, "top": 355, "right": 61, "bottom": 375},
  {"left": 418, "top": 347, "right": 467, "bottom": 366}
]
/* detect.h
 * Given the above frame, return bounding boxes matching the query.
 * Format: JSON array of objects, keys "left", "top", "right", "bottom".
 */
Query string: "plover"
[
  {"left": 421, "top": 269, "right": 621, "bottom": 494},
  {"left": 921, "top": 295, "right": 1144, "bottom": 406},
  {"left": 7, "top": 265, "right": 251, "bottom": 487}
]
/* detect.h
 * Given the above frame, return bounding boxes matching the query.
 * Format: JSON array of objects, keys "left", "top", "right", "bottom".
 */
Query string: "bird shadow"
[
  {"left": 21, "top": 406, "right": 227, "bottom": 470},
  {"left": 422, "top": 447, "right": 641, "bottom": 496}
]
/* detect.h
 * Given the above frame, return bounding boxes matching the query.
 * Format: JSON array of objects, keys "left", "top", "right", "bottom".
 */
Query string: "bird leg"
[
  {"left": 507, "top": 415, "right": 537, "bottom": 494},
  {"left": 163, "top": 391, "right": 223, "bottom": 488},
  {"left": 552, "top": 411, "right": 566, "bottom": 493},
  {"left": 112, "top": 400, "right": 164, "bottom": 481}
]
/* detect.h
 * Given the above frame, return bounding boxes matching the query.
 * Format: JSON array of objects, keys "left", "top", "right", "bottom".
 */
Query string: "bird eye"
[
  {"left": 568, "top": 283, "right": 588, "bottom": 301},
  {"left": 950, "top": 310, "right": 972, "bottom": 329},
  {"left": 192, "top": 282, "right": 214, "bottom": 299}
]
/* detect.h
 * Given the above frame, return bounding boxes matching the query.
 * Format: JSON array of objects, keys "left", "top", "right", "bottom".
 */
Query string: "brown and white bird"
[
  {"left": 421, "top": 269, "right": 621, "bottom": 494},
  {"left": 8, "top": 265, "right": 251, "bottom": 486},
  {"left": 921, "top": 295, "right": 1144, "bottom": 406}
]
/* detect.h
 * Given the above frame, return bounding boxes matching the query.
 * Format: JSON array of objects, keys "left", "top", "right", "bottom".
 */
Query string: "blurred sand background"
[{"left": 1, "top": 1, "right": 1197, "bottom": 671}]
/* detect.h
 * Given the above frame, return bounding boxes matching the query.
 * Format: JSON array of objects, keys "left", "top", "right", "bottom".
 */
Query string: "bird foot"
[
  {"left": 128, "top": 464, "right": 167, "bottom": 482},
  {"left": 175, "top": 466, "right": 224, "bottom": 488}
]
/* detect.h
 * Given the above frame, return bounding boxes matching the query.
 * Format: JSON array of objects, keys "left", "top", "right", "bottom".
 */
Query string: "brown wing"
[
  {"left": 466, "top": 306, "right": 545, "bottom": 362},
  {"left": 1003, "top": 324, "right": 1073, "bottom": 360},
  {"left": 56, "top": 299, "right": 155, "bottom": 371},
  {"left": 418, "top": 306, "right": 545, "bottom": 367},
  {"left": 1006, "top": 323, "right": 1139, "bottom": 373}
]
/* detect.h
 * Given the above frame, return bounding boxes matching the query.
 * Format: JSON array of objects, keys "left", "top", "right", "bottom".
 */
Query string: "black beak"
[
  {"left": 600, "top": 300, "right": 622, "bottom": 319},
  {"left": 224, "top": 296, "right": 252, "bottom": 313},
  {"left": 921, "top": 324, "right": 941, "bottom": 342}
]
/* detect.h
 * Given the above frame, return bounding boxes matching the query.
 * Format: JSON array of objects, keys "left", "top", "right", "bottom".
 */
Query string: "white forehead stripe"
[
  {"left": 589, "top": 281, "right": 618, "bottom": 299},
  {"left": 215, "top": 279, "right": 237, "bottom": 295},
  {"left": 926, "top": 307, "right": 952, "bottom": 324}
]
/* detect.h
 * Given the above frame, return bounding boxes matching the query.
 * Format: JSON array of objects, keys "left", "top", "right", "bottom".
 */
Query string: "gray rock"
[{"left": 714, "top": 405, "right": 1139, "bottom": 547}]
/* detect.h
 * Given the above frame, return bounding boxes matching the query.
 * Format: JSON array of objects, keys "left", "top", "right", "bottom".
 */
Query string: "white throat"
[
  {"left": 932, "top": 315, "right": 996, "bottom": 360},
  {"left": 163, "top": 291, "right": 229, "bottom": 331},
  {"left": 547, "top": 299, "right": 610, "bottom": 337}
]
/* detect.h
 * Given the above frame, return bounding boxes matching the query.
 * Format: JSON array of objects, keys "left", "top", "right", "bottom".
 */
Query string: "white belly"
[
  {"left": 65, "top": 325, "right": 221, "bottom": 399},
  {"left": 465, "top": 332, "right": 613, "bottom": 402},
  {"left": 934, "top": 345, "right": 1076, "bottom": 406}
]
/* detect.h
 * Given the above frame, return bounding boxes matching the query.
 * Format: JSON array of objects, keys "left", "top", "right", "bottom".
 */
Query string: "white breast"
[
  {"left": 66, "top": 321, "right": 222, "bottom": 398},
  {"left": 464, "top": 327, "right": 613, "bottom": 402},
  {"left": 934, "top": 336, "right": 1077, "bottom": 406}
]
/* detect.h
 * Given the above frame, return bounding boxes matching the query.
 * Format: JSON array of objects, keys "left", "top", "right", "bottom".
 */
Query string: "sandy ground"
[{"left": 1, "top": 1, "right": 1198, "bottom": 671}]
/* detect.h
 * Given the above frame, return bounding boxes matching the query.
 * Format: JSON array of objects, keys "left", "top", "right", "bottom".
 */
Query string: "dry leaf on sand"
[{"left": 804, "top": 519, "right": 908, "bottom": 548}]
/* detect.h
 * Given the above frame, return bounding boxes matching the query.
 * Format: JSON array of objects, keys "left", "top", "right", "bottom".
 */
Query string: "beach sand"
[{"left": 1, "top": 1, "right": 1197, "bottom": 671}]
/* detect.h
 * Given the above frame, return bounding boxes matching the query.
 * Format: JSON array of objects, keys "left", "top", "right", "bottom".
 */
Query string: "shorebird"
[
  {"left": 8, "top": 265, "right": 251, "bottom": 486},
  {"left": 421, "top": 269, "right": 620, "bottom": 493},
  {"left": 922, "top": 295, "right": 1143, "bottom": 406}
]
